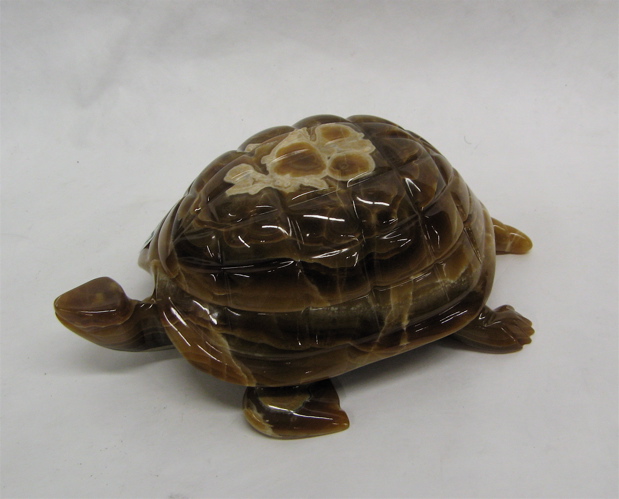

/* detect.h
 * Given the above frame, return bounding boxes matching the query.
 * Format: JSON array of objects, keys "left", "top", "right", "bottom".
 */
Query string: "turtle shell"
[{"left": 139, "top": 115, "right": 496, "bottom": 387}]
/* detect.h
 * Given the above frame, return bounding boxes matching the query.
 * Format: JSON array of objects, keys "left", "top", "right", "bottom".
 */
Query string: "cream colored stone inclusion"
[{"left": 224, "top": 124, "right": 376, "bottom": 196}]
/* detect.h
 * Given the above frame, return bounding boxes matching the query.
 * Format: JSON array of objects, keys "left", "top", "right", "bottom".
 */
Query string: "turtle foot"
[
  {"left": 452, "top": 305, "right": 534, "bottom": 352},
  {"left": 243, "top": 379, "right": 350, "bottom": 439},
  {"left": 54, "top": 277, "right": 172, "bottom": 352}
]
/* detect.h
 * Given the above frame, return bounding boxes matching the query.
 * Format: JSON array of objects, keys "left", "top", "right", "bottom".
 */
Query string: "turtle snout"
[{"left": 54, "top": 277, "right": 134, "bottom": 331}]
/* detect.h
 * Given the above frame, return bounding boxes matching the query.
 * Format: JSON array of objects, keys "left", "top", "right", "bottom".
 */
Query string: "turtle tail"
[
  {"left": 492, "top": 218, "right": 533, "bottom": 255},
  {"left": 54, "top": 277, "right": 173, "bottom": 352}
]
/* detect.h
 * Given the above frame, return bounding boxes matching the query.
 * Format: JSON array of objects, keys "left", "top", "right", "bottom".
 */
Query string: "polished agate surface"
[{"left": 54, "top": 115, "right": 534, "bottom": 438}]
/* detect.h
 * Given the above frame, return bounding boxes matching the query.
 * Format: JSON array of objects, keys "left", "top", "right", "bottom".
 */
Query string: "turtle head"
[
  {"left": 54, "top": 277, "right": 172, "bottom": 352},
  {"left": 54, "top": 277, "right": 147, "bottom": 351}
]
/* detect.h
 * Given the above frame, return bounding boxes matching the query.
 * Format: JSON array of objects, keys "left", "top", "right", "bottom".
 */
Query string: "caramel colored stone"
[
  {"left": 54, "top": 277, "right": 172, "bottom": 352},
  {"left": 328, "top": 153, "right": 373, "bottom": 180},
  {"left": 271, "top": 142, "right": 326, "bottom": 176},
  {"left": 54, "top": 114, "right": 534, "bottom": 438},
  {"left": 243, "top": 379, "right": 349, "bottom": 438}
]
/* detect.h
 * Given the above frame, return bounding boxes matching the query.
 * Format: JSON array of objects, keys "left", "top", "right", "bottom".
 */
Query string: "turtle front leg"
[
  {"left": 492, "top": 218, "right": 533, "bottom": 255},
  {"left": 54, "top": 277, "right": 173, "bottom": 352},
  {"left": 243, "top": 379, "right": 350, "bottom": 438},
  {"left": 452, "top": 305, "right": 534, "bottom": 352}
]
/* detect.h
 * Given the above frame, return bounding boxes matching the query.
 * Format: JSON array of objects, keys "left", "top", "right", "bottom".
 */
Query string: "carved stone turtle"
[{"left": 54, "top": 114, "right": 534, "bottom": 438}]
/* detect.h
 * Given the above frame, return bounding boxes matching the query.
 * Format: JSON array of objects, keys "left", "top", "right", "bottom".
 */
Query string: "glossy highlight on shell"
[{"left": 54, "top": 114, "right": 534, "bottom": 439}]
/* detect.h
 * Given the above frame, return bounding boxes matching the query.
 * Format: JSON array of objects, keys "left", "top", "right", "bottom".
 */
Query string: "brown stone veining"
[{"left": 54, "top": 114, "right": 534, "bottom": 439}]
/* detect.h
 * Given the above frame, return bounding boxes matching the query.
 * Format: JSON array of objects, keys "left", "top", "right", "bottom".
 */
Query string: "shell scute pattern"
[
  {"left": 145, "top": 116, "right": 486, "bottom": 317},
  {"left": 422, "top": 196, "right": 465, "bottom": 257}
]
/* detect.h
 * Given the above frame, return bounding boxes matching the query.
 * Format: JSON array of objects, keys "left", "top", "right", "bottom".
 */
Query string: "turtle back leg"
[
  {"left": 492, "top": 218, "right": 533, "bottom": 254},
  {"left": 243, "top": 379, "right": 350, "bottom": 438},
  {"left": 452, "top": 305, "right": 534, "bottom": 352},
  {"left": 54, "top": 277, "right": 173, "bottom": 352}
]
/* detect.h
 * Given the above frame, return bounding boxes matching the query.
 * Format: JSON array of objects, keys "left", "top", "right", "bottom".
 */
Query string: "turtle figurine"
[{"left": 54, "top": 115, "right": 534, "bottom": 439}]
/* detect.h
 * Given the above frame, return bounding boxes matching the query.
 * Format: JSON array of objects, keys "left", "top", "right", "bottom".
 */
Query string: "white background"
[{"left": 1, "top": 1, "right": 617, "bottom": 498}]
